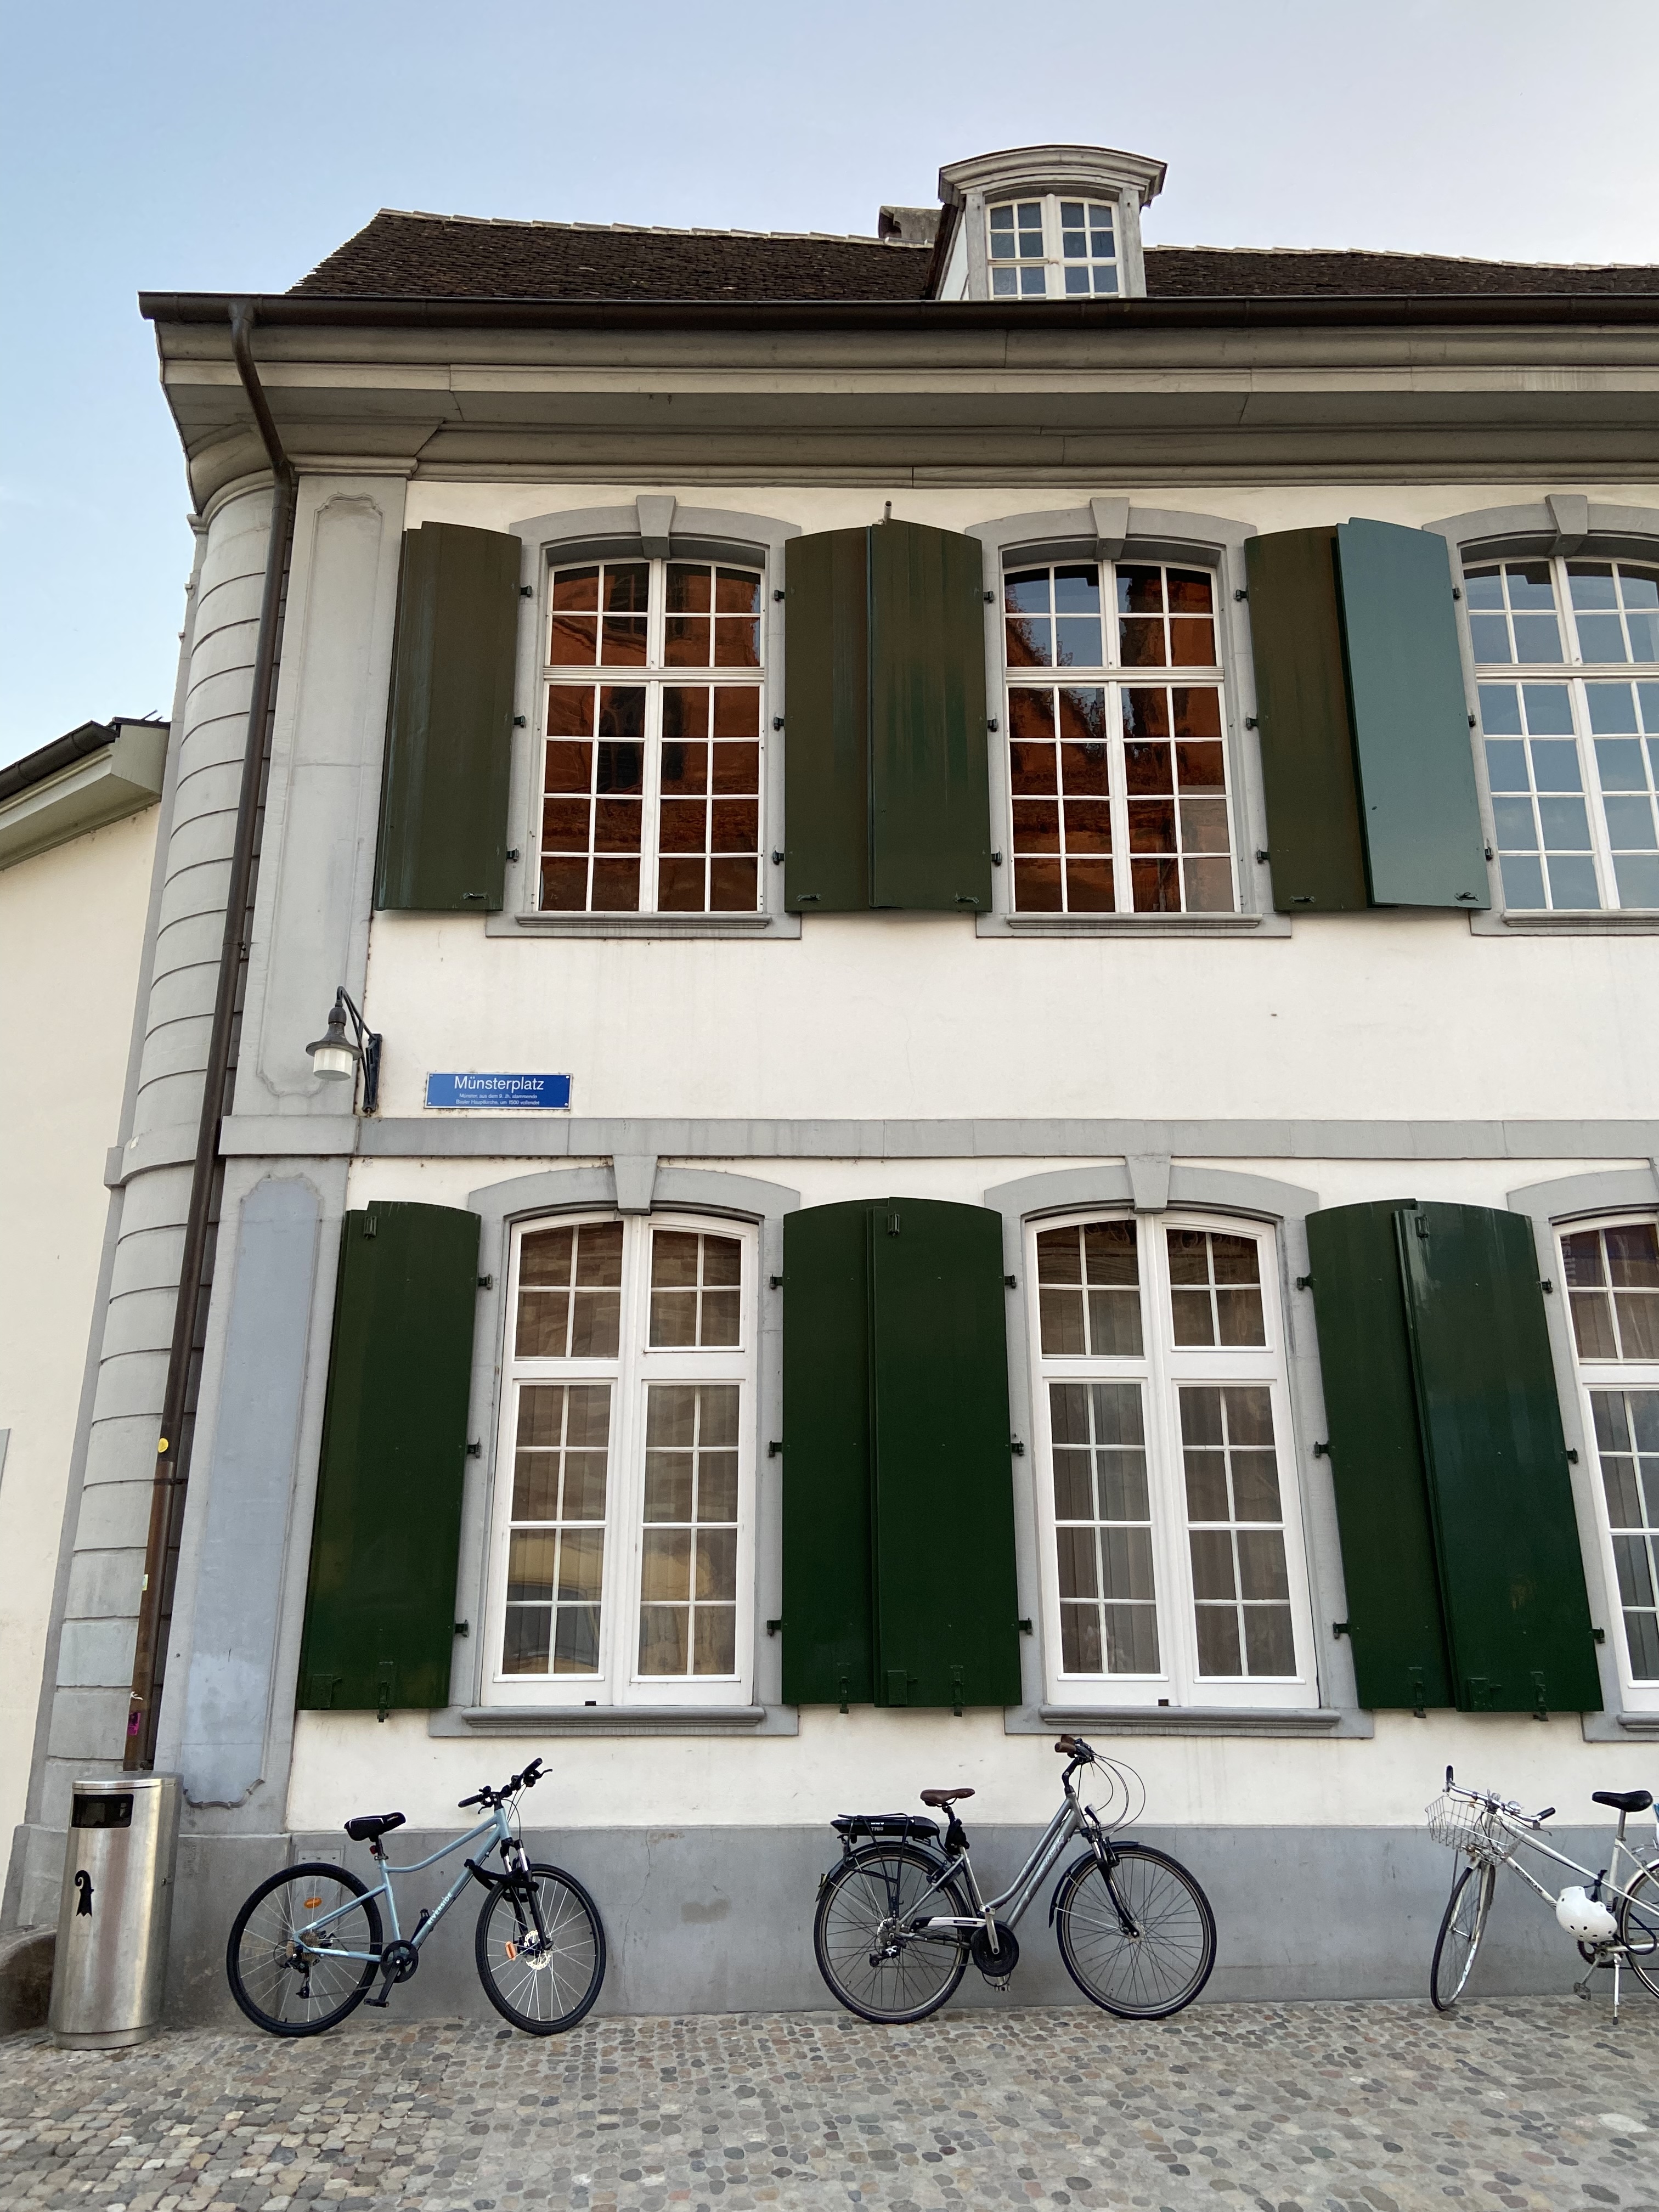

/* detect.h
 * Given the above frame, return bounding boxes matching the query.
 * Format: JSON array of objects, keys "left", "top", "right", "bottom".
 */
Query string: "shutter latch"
[
  {"left": 950, "top": 1665, "right": 964, "bottom": 1718},
  {"left": 765, "top": 1618, "right": 783, "bottom": 1637},
  {"left": 768, "top": 1440, "right": 784, "bottom": 1457},
  {"left": 1531, "top": 1671, "right": 1549, "bottom": 1722},
  {"left": 466, "top": 1441, "right": 482, "bottom": 1458},
  {"left": 1332, "top": 1620, "right": 1350, "bottom": 1639},
  {"left": 1010, "top": 1437, "right": 1025, "bottom": 1457},
  {"left": 1312, "top": 1440, "right": 1331, "bottom": 1458}
]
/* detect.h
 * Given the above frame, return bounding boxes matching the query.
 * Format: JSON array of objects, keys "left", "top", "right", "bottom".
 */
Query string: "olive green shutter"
[
  {"left": 1244, "top": 528, "right": 1369, "bottom": 912},
  {"left": 298, "top": 1203, "right": 481, "bottom": 1712},
  {"left": 780, "top": 1201, "right": 876, "bottom": 1705},
  {"left": 1396, "top": 1203, "right": 1600, "bottom": 1713},
  {"left": 375, "top": 521, "right": 521, "bottom": 913},
  {"left": 1305, "top": 1201, "right": 1452, "bottom": 1709},
  {"left": 1335, "top": 521, "right": 1488, "bottom": 910},
  {"left": 782, "top": 521, "right": 990, "bottom": 915},
  {"left": 869, "top": 1199, "right": 1020, "bottom": 1709},
  {"left": 868, "top": 522, "right": 993, "bottom": 913},
  {"left": 783, "top": 529, "right": 870, "bottom": 913},
  {"left": 780, "top": 1197, "right": 1021, "bottom": 1708}
]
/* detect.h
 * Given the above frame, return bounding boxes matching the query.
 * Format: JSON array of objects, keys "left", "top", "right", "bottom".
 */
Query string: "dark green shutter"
[
  {"left": 783, "top": 529, "right": 870, "bottom": 913},
  {"left": 1335, "top": 521, "right": 1488, "bottom": 910},
  {"left": 869, "top": 1199, "right": 1020, "bottom": 1709},
  {"left": 780, "top": 1201, "right": 875, "bottom": 1705},
  {"left": 780, "top": 1197, "right": 1021, "bottom": 1708},
  {"left": 1396, "top": 1203, "right": 1600, "bottom": 1713},
  {"left": 868, "top": 523, "right": 992, "bottom": 912},
  {"left": 1244, "top": 528, "right": 1369, "bottom": 912},
  {"left": 1307, "top": 1199, "right": 1600, "bottom": 1713},
  {"left": 298, "top": 1203, "right": 480, "bottom": 1712},
  {"left": 375, "top": 522, "right": 521, "bottom": 913},
  {"left": 782, "top": 522, "right": 990, "bottom": 915},
  {"left": 1305, "top": 1201, "right": 1452, "bottom": 1709}
]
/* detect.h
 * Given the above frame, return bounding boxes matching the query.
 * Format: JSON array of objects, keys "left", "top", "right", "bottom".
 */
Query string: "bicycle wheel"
[
  {"left": 227, "top": 1863, "right": 383, "bottom": 2036},
  {"left": 1430, "top": 1861, "right": 1494, "bottom": 2012},
  {"left": 1617, "top": 1863, "right": 1659, "bottom": 1999},
  {"left": 1053, "top": 1844, "right": 1217, "bottom": 2019},
  {"left": 814, "top": 1845, "right": 972, "bottom": 2023},
  {"left": 475, "top": 1863, "right": 606, "bottom": 2034}
]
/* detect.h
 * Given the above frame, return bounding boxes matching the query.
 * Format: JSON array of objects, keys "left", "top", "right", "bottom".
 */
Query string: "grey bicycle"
[
  {"left": 1427, "top": 1768, "right": 1659, "bottom": 2018},
  {"left": 226, "top": 1758, "right": 605, "bottom": 2036},
  {"left": 813, "top": 1734, "right": 1217, "bottom": 2023}
]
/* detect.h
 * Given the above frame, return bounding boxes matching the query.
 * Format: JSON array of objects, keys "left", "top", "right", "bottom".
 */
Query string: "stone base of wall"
[{"left": 13, "top": 1821, "right": 1621, "bottom": 2030}]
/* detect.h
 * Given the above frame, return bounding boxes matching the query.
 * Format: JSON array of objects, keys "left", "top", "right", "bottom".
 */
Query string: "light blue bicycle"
[{"left": 226, "top": 1758, "right": 605, "bottom": 2036}]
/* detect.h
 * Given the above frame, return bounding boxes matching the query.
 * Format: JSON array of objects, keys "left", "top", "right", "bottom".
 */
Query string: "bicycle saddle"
[
  {"left": 919, "top": 1788, "right": 975, "bottom": 1808},
  {"left": 1592, "top": 1788, "right": 1654, "bottom": 1814},
  {"left": 343, "top": 1811, "right": 406, "bottom": 1842}
]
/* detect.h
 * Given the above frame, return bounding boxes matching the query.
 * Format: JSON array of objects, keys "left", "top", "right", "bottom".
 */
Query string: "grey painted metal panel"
[{"left": 177, "top": 1180, "right": 321, "bottom": 1806}]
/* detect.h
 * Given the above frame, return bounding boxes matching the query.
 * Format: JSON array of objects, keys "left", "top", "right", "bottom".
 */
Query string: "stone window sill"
[
  {"left": 979, "top": 910, "right": 1290, "bottom": 940},
  {"left": 1007, "top": 1703, "right": 1373, "bottom": 1739},
  {"left": 490, "top": 910, "right": 798, "bottom": 940},
  {"left": 428, "top": 1703, "right": 798, "bottom": 1737}
]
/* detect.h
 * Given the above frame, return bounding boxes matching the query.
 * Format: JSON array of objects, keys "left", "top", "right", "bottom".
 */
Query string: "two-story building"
[{"left": 5, "top": 142, "right": 1657, "bottom": 2019}]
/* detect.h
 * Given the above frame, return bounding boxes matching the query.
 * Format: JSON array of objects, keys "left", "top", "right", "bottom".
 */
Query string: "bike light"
[
  {"left": 1555, "top": 1885, "right": 1619, "bottom": 1943},
  {"left": 303, "top": 1896, "right": 322, "bottom": 1908}
]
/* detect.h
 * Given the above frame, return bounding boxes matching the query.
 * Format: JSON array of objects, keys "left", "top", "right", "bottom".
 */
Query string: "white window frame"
[
  {"left": 1559, "top": 1210, "right": 1659, "bottom": 1713},
  {"left": 1025, "top": 1209, "right": 1318, "bottom": 1711},
  {"left": 537, "top": 554, "right": 767, "bottom": 918},
  {"left": 1468, "top": 552, "right": 1659, "bottom": 915},
  {"left": 1001, "top": 556, "right": 1239, "bottom": 917},
  {"left": 483, "top": 1209, "right": 758, "bottom": 1708},
  {"left": 985, "top": 194, "right": 1121, "bottom": 298}
]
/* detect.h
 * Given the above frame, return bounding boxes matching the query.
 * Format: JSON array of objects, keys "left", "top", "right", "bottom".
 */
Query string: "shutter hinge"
[
  {"left": 991, "top": 851, "right": 1003, "bottom": 866},
  {"left": 454, "top": 1620, "right": 470, "bottom": 1638},
  {"left": 1017, "top": 1617, "right": 1033, "bottom": 1635},
  {"left": 466, "top": 1441, "right": 482, "bottom": 1458},
  {"left": 1468, "top": 713, "right": 1477, "bottom": 728},
  {"left": 375, "top": 1661, "right": 396, "bottom": 1723},
  {"left": 1531, "top": 1670, "right": 1549, "bottom": 1722},
  {"left": 768, "top": 1273, "right": 783, "bottom": 1289},
  {"left": 766, "top": 1618, "right": 783, "bottom": 1636},
  {"left": 1233, "top": 588, "right": 1248, "bottom": 602},
  {"left": 1244, "top": 715, "right": 1258, "bottom": 729},
  {"left": 768, "top": 1440, "right": 784, "bottom": 1457},
  {"left": 770, "top": 850, "right": 784, "bottom": 865},
  {"left": 1312, "top": 1440, "right": 1330, "bottom": 1457},
  {"left": 1332, "top": 1620, "right": 1350, "bottom": 1639},
  {"left": 519, "top": 584, "right": 534, "bottom": 597},
  {"left": 1592, "top": 1627, "right": 1606, "bottom": 1644},
  {"left": 1566, "top": 1448, "right": 1578, "bottom": 1463},
  {"left": 506, "top": 849, "right": 520, "bottom": 862},
  {"left": 986, "top": 716, "right": 999, "bottom": 732},
  {"left": 1452, "top": 584, "right": 1463, "bottom": 600},
  {"left": 1005, "top": 1274, "right": 1017, "bottom": 1289},
  {"left": 950, "top": 1664, "right": 964, "bottom": 1718},
  {"left": 984, "top": 590, "right": 996, "bottom": 603},
  {"left": 477, "top": 1274, "right": 494, "bottom": 1289},
  {"left": 1409, "top": 1666, "right": 1427, "bottom": 1719},
  {"left": 1010, "top": 1437, "right": 1025, "bottom": 1457},
  {"left": 1541, "top": 1278, "right": 1554, "bottom": 1293},
  {"left": 838, "top": 1672, "right": 850, "bottom": 1715},
  {"left": 513, "top": 715, "right": 527, "bottom": 727},
  {"left": 1295, "top": 1273, "right": 1313, "bottom": 1290},
  {"left": 1256, "top": 849, "right": 1271, "bottom": 865},
  {"left": 1484, "top": 844, "right": 1494, "bottom": 861},
  {"left": 772, "top": 716, "right": 784, "bottom": 731},
  {"left": 773, "top": 589, "right": 785, "bottom": 601}
]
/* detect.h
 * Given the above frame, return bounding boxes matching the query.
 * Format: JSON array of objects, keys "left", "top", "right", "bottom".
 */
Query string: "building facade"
[{"left": 5, "top": 143, "right": 1658, "bottom": 2018}]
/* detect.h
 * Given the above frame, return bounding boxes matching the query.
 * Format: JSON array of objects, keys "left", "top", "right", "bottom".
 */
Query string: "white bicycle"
[{"left": 1426, "top": 1768, "right": 1658, "bottom": 2018}]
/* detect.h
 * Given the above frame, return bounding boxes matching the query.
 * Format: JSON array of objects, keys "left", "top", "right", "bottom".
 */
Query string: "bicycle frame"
[
  {"left": 882, "top": 1773, "right": 1110, "bottom": 1947},
  {"left": 293, "top": 1802, "right": 523, "bottom": 1963}
]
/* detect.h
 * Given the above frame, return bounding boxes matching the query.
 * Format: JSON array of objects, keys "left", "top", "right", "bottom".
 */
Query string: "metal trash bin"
[{"left": 49, "top": 1774, "right": 180, "bottom": 2048}]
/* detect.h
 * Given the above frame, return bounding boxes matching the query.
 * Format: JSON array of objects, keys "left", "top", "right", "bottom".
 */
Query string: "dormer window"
[{"left": 988, "top": 196, "right": 1119, "bottom": 298}]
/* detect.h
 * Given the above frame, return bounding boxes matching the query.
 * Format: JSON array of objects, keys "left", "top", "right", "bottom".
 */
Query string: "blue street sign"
[{"left": 424, "top": 1072, "right": 572, "bottom": 1110}]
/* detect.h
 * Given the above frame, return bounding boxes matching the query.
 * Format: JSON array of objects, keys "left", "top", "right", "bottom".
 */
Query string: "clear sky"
[{"left": 3, "top": 0, "right": 1656, "bottom": 766}]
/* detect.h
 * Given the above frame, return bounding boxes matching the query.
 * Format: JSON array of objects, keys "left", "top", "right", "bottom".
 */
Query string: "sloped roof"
[{"left": 290, "top": 208, "right": 1659, "bottom": 303}]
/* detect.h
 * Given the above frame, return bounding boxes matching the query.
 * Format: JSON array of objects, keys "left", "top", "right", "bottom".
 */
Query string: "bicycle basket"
[{"left": 1425, "top": 1791, "right": 1516, "bottom": 1867}]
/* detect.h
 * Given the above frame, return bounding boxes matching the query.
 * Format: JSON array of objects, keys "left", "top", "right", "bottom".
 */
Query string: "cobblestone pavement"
[{"left": 3, "top": 1999, "right": 1656, "bottom": 2212}]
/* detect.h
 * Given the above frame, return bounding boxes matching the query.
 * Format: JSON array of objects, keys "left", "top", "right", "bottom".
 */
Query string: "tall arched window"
[
  {"left": 1560, "top": 1212, "right": 1659, "bottom": 1705},
  {"left": 1026, "top": 1210, "right": 1316, "bottom": 1709},
  {"left": 484, "top": 1210, "right": 758, "bottom": 1706}
]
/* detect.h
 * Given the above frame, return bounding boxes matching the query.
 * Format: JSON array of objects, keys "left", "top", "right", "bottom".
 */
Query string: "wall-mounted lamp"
[{"left": 305, "top": 987, "right": 381, "bottom": 1114}]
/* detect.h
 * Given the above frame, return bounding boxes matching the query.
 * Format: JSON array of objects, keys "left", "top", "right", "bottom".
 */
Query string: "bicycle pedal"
[{"left": 363, "top": 1989, "right": 393, "bottom": 2008}]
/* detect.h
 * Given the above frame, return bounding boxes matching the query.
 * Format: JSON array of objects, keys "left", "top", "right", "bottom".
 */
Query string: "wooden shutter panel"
[
  {"left": 868, "top": 522, "right": 993, "bottom": 912},
  {"left": 297, "top": 1203, "right": 481, "bottom": 1712},
  {"left": 779, "top": 1201, "right": 876, "bottom": 1705},
  {"left": 869, "top": 1199, "right": 1020, "bottom": 1708},
  {"left": 1396, "top": 1203, "right": 1601, "bottom": 1713},
  {"left": 783, "top": 529, "right": 870, "bottom": 913},
  {"left": 1244, "top": 528, "right": 1369, "bottom": 913},
  {"left": 1305, "top": 1201, "right": 1452, "bottom": 1709},
  {"left": 374, "top": 522, "right": 521, "bottom": 913},
  {"left": 1334, "top": 520, "right": 1488, "bottom": 910}
]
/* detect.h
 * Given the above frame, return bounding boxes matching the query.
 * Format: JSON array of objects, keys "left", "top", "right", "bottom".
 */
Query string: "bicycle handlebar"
[
  {"left": 1054, "top": 1734, "right": 1096, "bottom": 1763},
  {"left": 1442, "top": 1765, "right": 1554, "bottom": 1828},
  {"left": 458, "top": 1756, "right": 545, "bottom": 1812}
]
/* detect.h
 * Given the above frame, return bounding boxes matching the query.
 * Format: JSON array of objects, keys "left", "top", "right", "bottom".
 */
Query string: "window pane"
[
  {"left": 650, "top": 1229, "right": 743, "bottom": 1347},
  {"left": 1048, "top": 1378, "right": 1156, "bottom": 1675},
  {"left": 1180, "top": 1384, "right": 1292, "bottom": 1679},
  {"left": 503, "top": 1383, "right": 611, "bottom": 1678},
  {"left": 639, "top": 1381, "right": 742, "bottom": 1678}
]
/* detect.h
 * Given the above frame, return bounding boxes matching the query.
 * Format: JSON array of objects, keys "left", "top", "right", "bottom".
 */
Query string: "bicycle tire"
[
  {"left": 1052, "top": 1844, "right": 1217, "bottom": 2019},
  {"left": 227, "top": 1863, "right": 383, "bottom": 2036},
  {"left": 1430, "top": 1861, "right": 1494, "bottom": 2012},
  {"left": 813, "top": 1844, "right": 972, "bottom": 2023},
  {"left": 475, "top": 1863, "right": 606, "bottom": 2034},
  {"left": 1617, "top": 1862, "right": 1659, "bottom": 2000}
]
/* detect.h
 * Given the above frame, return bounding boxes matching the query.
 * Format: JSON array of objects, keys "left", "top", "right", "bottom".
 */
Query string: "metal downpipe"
[{"left": 125, "top": 302, "right": 297, "bottom": 1770}]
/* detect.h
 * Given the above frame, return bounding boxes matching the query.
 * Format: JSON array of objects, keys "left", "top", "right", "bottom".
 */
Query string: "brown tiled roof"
[
  {"left": 1144, "top": 246, "right": 1659, "bottom": 297},
  {"left": 289, "top": 208, "right": 1659, "bottom": 303},
  {"left": 291, "top": 212, "right": 935, "bottom": 302}
]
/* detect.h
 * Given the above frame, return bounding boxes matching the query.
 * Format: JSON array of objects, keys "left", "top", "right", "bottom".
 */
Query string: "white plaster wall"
[{"left": 0, "top": 806, "right": 159, "bottom": 1850}]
